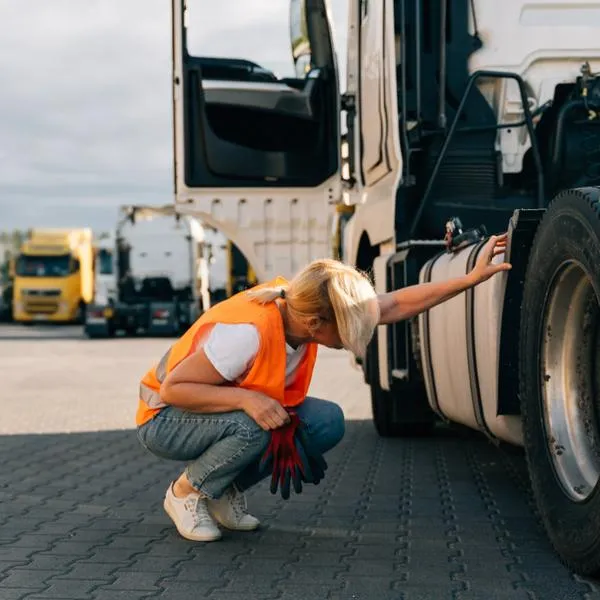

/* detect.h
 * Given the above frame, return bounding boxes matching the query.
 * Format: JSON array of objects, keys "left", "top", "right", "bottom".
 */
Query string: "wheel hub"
[{"left": 542, "top": 261, "right": 600, "bottom": 501}]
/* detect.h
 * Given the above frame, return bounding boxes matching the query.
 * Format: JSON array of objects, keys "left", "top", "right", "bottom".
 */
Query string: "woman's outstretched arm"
[{"left": 377, "top": 233, "right": 511, "bottom": 325}]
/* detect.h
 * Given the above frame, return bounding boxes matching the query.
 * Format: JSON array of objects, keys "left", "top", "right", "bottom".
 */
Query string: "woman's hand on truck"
[{"left": 468, "top": 232, "right": 512, "bottom": 284}]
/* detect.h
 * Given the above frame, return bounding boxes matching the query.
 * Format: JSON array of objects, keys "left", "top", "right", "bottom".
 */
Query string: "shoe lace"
[
  {"left": 229, "top": 486, "right": 247, "bottom": 521},
  {"left": 184, "top": 495, "right": 213, "bottom": 526}
]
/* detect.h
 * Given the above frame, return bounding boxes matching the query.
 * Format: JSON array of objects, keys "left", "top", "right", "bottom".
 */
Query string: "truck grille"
[
  {"left": 22, "top": 289, "right": 61, "bottom": 297},
  {"left": 24, "top": 301, "right": 59, "bottom": 315},
  {"left": 21, "top": 289, "right": 61, "bottom": 315}
]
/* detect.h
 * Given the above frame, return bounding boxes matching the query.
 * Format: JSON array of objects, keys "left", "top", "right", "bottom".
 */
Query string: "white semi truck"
[
  {"left": 168, "top": 0, "right": 600, "bottom": 576},
  {"left": 85, "top": 204, "right": 211, "bottom": 338}
]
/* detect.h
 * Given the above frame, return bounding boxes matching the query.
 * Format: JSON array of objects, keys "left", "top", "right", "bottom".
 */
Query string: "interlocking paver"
[
  {"left": 95, "top": 571, "right": 162, "bottom": 591},
  {"left": 31, "top": 578, "right": 107, "bottom": 598},
  {"left": 0, "top": 547, "right": 41, "bottom": 561},
  {"left": 2, "top": 329, "right": 600, "bottom": 599},
  {"left": 52, "top": 562, "right": 120, "bottom": 581},
  {"left": 1, "top": 589, "right": 47, "bottom": 600},
  {"left": 13, "top": 555, "right": 80, "bottom": 571},
  {"left": 160, "top": 578, "right": 235, "bottom": 597},
  {"left": 0, "top": 568, "right": 61, "bottom": 588},
  {"left": 7, "top": 534, "right": 66, "bottom": 550},
  {"left": 86, "top": 592, "right": 149, "bottom": 600},
  {"left": 0, "top": 560, "right": 30, "bottom": 576}
]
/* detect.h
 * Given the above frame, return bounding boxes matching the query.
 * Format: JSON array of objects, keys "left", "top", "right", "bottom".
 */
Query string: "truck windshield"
[
  {"left": 97, "top": 249, "right": 114, "bottom": 275},
  {"left": 16, "top": 254, "right": 71, "bottom": 277}
]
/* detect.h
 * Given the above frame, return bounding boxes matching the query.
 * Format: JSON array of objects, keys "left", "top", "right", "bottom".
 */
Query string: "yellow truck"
[{"left": 13, "top": 228, "right": 94, "bottom": 323}]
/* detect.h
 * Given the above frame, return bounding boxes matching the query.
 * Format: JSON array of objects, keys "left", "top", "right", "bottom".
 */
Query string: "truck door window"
[
  {"left": 179, "top": 0, "right": 341, "bottom": 188},
  {"left": 184, "top": 0, "right": 296, "bottom": 79}
]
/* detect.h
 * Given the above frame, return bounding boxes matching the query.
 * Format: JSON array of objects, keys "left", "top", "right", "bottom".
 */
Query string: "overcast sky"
[{"left": 0, "top": 0, "right": 348, "bottom": 233}]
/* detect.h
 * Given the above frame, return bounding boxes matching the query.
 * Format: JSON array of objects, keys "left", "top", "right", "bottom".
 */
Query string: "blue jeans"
[{"left": 136, "top": 396, "right": 345, "bottom": 499}]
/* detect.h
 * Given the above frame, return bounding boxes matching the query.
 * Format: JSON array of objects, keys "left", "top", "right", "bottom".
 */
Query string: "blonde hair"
[{"left": 246, "top": 258, "right": 380, "bottom": 357}]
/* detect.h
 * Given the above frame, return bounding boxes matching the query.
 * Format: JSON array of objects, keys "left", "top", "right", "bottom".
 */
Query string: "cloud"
[
  {"left": 0, "top": 0, "right": 173, "bottom": 231},
  {"left": 0, "top": 0, "right": 348, "bottom": 232}
]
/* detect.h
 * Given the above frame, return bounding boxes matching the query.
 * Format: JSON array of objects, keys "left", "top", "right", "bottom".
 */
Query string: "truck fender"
[{"left": 496, "top": 208, "right": 546, "bottom": 415}]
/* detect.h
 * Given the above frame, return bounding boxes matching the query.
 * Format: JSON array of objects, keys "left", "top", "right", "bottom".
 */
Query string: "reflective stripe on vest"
[
  {"left": 139, "top": 347, "right": 171, "bottom": 409},
  {"left": 155, "top": 348, "right": 170, "bottom": 381},
  {"left": 139, "top": 382, "right": 166, "bottom": 409}
]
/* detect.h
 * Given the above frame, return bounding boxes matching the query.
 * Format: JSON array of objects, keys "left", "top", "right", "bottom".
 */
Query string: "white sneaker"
[
  {"left": 207, "top": 484, "right": 260, "bottom": 531},
  {"left": 163, "top": 483, "right": 222, "bottom": 542}
]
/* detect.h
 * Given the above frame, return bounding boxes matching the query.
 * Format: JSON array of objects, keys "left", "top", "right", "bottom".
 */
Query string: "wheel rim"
[{"left": 542, "top": 260, "right": 600, "bottom": 502}]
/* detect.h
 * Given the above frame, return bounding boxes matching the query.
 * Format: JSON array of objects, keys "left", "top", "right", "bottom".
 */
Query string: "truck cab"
[
  {"left": 13, "top": 228, "right": 94, "bottom": 323},
  {"left": 341, "top": 0, "right": 600, "bottom": 578},
  {"left": 85, "top": 205, "right": 211, "bottom": 338}
]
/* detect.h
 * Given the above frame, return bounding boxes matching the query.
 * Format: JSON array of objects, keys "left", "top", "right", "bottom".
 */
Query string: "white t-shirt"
[{"left": 202, "top": 323, "right": 306, "bottom": 387}]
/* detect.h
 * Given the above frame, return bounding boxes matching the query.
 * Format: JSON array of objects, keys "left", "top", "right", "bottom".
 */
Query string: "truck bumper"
[{"left": 146, "top": 302, "right": 179, "bottom": 335}]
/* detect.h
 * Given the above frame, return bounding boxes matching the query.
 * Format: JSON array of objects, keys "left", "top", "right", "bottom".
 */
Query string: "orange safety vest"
[{"left": 136, "top": 277, "right": 319, "bottom": 426}]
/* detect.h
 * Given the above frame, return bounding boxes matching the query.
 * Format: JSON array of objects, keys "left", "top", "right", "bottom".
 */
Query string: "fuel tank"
[{"left": 417, "top": 241, "right": 523, "bottom": 446}]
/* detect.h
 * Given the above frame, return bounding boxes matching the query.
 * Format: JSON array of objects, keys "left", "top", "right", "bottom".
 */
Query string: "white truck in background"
[
  {"left": 85, "top": 204, "right": 210, "bottom": 338},
  {"left": 92, "top": 232, "right": 118, "bottom": 312},
  {"left": 168, "top": 0, "right": 600, "bottom": 577}
]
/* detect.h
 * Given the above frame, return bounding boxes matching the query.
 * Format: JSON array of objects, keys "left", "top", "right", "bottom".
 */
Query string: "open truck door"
[{"left": 171, "top": 0, "right": 342, "bottom": 281}]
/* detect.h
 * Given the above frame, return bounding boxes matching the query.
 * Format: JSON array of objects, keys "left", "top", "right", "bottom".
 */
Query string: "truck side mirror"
[{"left": 290, "top": 0, "right": 312, "bottom": 78}]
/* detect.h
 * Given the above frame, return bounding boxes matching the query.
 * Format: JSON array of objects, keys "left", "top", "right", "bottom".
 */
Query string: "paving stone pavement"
[{"left": 1, "top": 326, "right": 600, "bottom": 599}]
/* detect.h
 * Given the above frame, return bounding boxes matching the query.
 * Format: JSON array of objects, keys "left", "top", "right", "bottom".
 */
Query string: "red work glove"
[{"left": 258, "top": 411, "right": 310, "bottom": 500}]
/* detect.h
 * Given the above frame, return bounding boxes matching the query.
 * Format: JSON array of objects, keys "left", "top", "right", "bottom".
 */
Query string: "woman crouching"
[{"left": 136, "top": 237, "right": 509, "bottom": 542}]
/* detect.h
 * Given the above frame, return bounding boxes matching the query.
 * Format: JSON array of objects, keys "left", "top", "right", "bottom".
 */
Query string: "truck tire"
[
  {"left": 366, "top": 329, "right": 434, "bottom": 437},
  {"left": 84, "top": 326, "right": 103, "bottom": 339},
  {"left": 84, "top": 322, "right": 114, "bottom": 339},
  {"left": 520, "top": 186, "right": 600, "bottom": 576}
]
